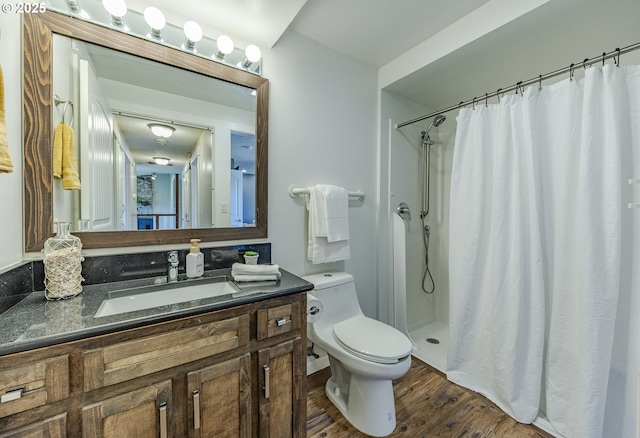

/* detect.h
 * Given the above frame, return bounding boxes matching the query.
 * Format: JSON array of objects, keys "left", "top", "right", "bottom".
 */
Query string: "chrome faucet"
[{"left": 167, "top": 251, "right": 179, "bottom": 283}]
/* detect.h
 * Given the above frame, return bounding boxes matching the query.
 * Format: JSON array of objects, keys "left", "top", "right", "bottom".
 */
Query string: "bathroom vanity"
[{"left": 0, "top": 269, "right": 311, "bottom": 437}]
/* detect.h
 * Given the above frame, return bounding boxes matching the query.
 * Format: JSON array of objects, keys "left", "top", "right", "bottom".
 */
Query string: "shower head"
[
  {"left": 421, "top": 115, "right": 446, "bottom": 145},
  {"left": 427, "top": 115, "right": 446, "bottom": 131}
]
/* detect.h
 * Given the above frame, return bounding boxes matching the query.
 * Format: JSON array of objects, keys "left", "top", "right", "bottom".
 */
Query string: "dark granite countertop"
[{"left": 0, "top": 268, "right": 313, "bottom": 356}]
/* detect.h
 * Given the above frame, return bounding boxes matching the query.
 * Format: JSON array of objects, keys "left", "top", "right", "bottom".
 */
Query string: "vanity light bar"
[{"left": 44, "top": 0, "right": 263, "bottom": 75}]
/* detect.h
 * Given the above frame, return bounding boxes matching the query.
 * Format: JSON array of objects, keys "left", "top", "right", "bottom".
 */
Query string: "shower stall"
[
  {"left": 387, "top": 59, "right": 639, "bottom": 436},
  {"left": 389, "top": 113, "right": 454, "bottom": 372}
]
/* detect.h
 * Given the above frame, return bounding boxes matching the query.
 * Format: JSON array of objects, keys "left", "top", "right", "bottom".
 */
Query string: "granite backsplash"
[{"left": 0, "top": 243, "right": 271, "bottom": 315}]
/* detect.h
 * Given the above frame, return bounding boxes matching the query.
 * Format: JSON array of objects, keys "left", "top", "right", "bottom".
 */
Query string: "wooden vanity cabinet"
[{"left": 0, "top": 293, "right": 306, "bottom": 438}]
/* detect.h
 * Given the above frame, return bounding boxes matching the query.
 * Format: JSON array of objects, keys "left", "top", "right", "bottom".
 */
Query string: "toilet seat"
[{"left": 332, "top": 316, "right": 413, "bottom": 364}]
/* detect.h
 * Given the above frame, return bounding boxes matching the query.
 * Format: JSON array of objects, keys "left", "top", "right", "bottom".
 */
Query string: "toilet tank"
[
  {"left": 302, "top": 271, "right": 364, "bottom": 324},
  {"left": 303, "top": 272, "right": 353, "bottom": 290}
]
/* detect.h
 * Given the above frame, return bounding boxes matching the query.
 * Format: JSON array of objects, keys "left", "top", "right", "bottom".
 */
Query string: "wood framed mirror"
[{"left": 23, "top": 11, "right": 268, "bottom": 252}]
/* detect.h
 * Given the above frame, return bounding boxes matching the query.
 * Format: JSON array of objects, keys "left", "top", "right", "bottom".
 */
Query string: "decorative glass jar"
[{"left": 43, "top": 222, "right": 84, "bottom": 300}]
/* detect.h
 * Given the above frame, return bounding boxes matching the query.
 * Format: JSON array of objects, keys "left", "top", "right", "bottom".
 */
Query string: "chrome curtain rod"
[{"left": 395, "top": 41, "right": 640, "bottom": 129}]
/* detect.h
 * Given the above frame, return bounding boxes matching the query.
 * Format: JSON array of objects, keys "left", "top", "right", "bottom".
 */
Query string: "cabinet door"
[
  {"left": 258, "top": 338, "right": 305, "bottom": 438},
  {"left": 187, "top": 353, "right": 251, "bottom": 438},
  {"left": 82, "top": 380, "right": 171, "bottom": 438}
]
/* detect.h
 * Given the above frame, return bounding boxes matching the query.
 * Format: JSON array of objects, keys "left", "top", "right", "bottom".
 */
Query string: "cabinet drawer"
[
  {"left": 0, "top": 413, "right": 67, "bottom": 437},
  {"left": 84, "top": 315, "right": 249, "bottom": 391},
  {"left": 257, "top": 301, "right": 301, "bottom": 340},
  {"left": 0, "top": 355, "right": 69, "bottom": 418}
]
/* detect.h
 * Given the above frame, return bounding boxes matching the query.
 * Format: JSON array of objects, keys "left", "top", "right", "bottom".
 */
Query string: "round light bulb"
[
  {"left": 183, "top": 21, "right": 203, "bottom": 43},
  {"left": 144, "top": 7, "right": 165, "bottom": 32},
  {"left": 245, "top": 44, "right": 262, "bottom": 63},
  {"left": 102, "top": 0, "right": 127, "bottom": 18},
  {"left": 216, "top": 35, "right": 234, "bottom": 55}
]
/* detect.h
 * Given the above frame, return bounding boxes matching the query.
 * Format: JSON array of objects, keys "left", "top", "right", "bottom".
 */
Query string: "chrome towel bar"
[{"left": 288, "top": 185, "right": 365, "bottom": 201}]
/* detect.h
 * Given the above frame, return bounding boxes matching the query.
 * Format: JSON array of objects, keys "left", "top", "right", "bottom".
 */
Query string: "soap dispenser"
[{"left": 186, "top": 239, "right": 204, "bottom": 278}]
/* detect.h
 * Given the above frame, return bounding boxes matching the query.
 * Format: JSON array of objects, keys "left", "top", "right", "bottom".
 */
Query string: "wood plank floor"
[{"left": 307, "top": 358, "right": 554, "bottom": 437}]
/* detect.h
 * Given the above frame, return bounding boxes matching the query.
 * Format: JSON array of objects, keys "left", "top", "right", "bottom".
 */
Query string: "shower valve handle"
[{"left": 397, "top": 202, "right": 411, "bottom": 220}]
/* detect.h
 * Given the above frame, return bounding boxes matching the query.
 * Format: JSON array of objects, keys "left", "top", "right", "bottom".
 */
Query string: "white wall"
[
  {"left": 266, "top": 30, "right": 379, "bottom": 317},
  {"left": 0, "top": 12, "right": 24, "bottom": 272}
]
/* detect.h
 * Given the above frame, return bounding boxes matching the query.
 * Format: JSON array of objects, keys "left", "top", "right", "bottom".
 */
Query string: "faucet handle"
[{"left": 168, "top": 251, "right": 179, "bottom": 264}]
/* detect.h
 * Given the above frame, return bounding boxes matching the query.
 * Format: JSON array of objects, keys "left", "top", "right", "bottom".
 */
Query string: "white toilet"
[{"left": 303, "top": 272, "right": 413, "bottom": 437}]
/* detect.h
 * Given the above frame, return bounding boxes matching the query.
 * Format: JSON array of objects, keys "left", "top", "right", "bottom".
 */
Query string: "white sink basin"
[{"left": 94, "top": 278, "right": 240, "bottom": 318}]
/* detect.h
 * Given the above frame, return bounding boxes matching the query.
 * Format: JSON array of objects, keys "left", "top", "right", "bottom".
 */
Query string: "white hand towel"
[
  {"left": 306, "top": 186, "right": 351, "bottom": 264},
  {"left": 318, "top": 184, "right": 349, "bottom": 242},
  {"left": 309, "top": 186, "right": 328, "bottom": 238}
]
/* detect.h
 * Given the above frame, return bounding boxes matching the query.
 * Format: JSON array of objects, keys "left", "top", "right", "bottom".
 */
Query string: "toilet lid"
[{"left": 332, "top": 316, "right": 413, "bottom": 364}]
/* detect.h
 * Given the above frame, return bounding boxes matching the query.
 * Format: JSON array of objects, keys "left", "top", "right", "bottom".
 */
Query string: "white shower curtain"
[{"left": 448, "top": 64, "right": 640, "bottom": 438}]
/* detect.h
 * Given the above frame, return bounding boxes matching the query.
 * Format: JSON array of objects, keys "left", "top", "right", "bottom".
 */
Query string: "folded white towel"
[
  {"left": 231, "top": 262, "right": 281, "bottom": 282},
  {"left": 232, "top": 274, "right": 280, "bottom": 282},
  {"left": 231, "top": 262, "right": 281, "bottom": 277}
]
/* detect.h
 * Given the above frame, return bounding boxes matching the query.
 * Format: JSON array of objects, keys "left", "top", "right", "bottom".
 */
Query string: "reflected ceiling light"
[
  {"left": 144, "top": 7, "right": 166, "bottom": 39},
  {"left": 148, "top": 123, "right": 175, "bottom": 138},
  {"left": 241, "top": 44, "right": 262, "bottom": 69},
  {"left": 215, "top": 35, "right": 234, "bottom": 59},
  {"left": 183, "top": 21, "right": 203, "bottom": 51},
  {"left": 102, "top": 0, "right": 127, "bottom": 26},
  {"left": 153, "top": 156, "right": 170, "bottom": 166}
]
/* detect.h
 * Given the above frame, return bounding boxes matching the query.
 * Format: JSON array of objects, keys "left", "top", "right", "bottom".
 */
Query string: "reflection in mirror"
[
  {"left": 52, "top": 35, "right": 257, "bottom": 232},
  {"left": 23, "top": 11, "right": 269, "bottom": 251}
]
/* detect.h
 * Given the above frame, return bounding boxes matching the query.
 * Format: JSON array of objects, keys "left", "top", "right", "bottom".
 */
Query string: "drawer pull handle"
[
  {"left": 193, "top": 390, "right": 200, "bottom": 430},
  {"left": 1, "top": 387, "right": 24, "bottom": 403},
  {"left": 159, "top": 403, "right": 167, "bottom": 438},
  {"left": 263, "top": 365, "right": 270, "bottom": 399},
  {"left": 276, "top": 317, "right": 287, "bottom": 327}
]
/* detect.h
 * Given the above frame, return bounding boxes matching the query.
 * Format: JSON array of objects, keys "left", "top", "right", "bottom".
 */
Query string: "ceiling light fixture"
[
  {"left": 102, "top": 0, "right": 127, "bottom": 26},
  {"left": 215, "top": 35, "right": 234, "bottom": 59},
  {"left": 148, "top": 123, "right": 175, "bottom": 138},
  {"left": 143, "top": 7, "right": 165, "bottom": 40},
  {"left": 153, "top": 156, "right": 170, "bottom": 166},
  {"left": 240, "top": 44, "right": 262, "bottom": 69},
  {"left": 183, "top": 21, "right": 203, "bottom": 51}
]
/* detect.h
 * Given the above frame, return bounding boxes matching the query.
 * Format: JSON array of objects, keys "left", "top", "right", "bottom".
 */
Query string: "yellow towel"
[
  {"left": 53, "top": 121, "right": 63, "bottom": 178},
  {"left": 0, "top": 65, "right": 14, "bottom": 173},
  {"left": 61, "top": 123, "right": 81, "bottom": 190}
]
